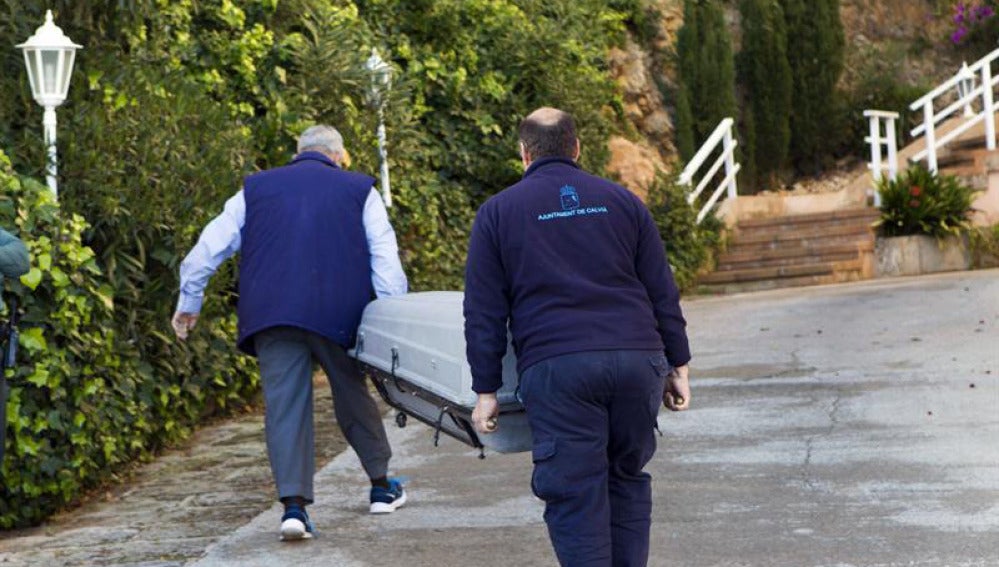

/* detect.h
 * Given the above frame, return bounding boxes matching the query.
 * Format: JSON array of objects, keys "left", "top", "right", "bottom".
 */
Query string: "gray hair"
[{"left": 297, "top": 125, "right": 345, "bottom": 155}]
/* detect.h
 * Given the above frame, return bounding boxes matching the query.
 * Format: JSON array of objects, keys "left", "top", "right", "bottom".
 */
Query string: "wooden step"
[
  {"left": 727, "top": 234, "right": 875, "bottom": 255},
  {"left": 735, "top": 207, "right": 879, "bottom": 230},
  {"left": 698, "top": 259, "right": 864, "bottom": 285},
  {"left": 733, "top": 223, "right": 874, "bottom": 246},
  {"left": 696, "top": 268, "right": 867, "bottom": 295},
  {"left": 719, "top": 240, "right": 873, "bottom": 266},
  {"left": 949, "top": 135, "right": 987, "bottom": 152},
  {"left": 716, "top": 248, "right": 866, "bottom": 271},
  {"left": 936, "top": 150, "right": 977, "bottom": 170}
]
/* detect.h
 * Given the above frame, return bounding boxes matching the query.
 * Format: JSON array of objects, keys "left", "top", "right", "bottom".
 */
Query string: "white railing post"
[
  {"left": 722, "top": 127, "right": 737, "bottom": 200},
  {"left": 923, "top": 103, "right": 938, "bottom": 173},
  {"left": 886, "top": 114, "right": 899, "bottom": 181},
  {"left": 864, "top": 110, "right": 900, "bottom": 208},
  {"left": 867, "top": 113, "right": 884, "bottom": 180},
  {"left": 981, "top": 60, "right": 996, "bottom": 150}
]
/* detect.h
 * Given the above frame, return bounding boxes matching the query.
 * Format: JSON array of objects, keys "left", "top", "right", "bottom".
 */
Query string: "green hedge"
[
  {"left": 0, "top": 151, "right": 257, "bottom": 528},
  {"left": 645, "top": 170, "right": 724, "bottom": 292}
]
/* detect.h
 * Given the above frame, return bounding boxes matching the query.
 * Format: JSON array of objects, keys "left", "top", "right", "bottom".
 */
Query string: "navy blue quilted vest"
[{"left": 236, "top": 151, "right": 375, "bottom": 355}]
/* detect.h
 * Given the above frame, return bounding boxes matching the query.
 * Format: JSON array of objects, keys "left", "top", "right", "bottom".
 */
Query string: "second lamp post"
[{"left": 366, "top": 48, "right": 393, "bottom": 208}]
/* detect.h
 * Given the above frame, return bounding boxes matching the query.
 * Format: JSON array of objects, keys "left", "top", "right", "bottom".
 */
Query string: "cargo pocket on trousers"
[
  {"left": 648, "top": 354, "right": 670, "bottom": 432},
  {"left": 530, "top": 439, "right": 560, "bottom": 501}
]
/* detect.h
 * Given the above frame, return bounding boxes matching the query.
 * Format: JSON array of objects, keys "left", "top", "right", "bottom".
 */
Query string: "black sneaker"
[
  {"left": 369, "top": 477, "right": 407, "bottom": 514},
  {"left": 280, "top": 505, "right": 314, "bottom": 541}
]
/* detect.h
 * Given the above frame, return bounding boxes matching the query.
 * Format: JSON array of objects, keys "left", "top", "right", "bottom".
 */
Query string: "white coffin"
[{"left": 351, "top": 291, "right": 531, "bottom": 454}]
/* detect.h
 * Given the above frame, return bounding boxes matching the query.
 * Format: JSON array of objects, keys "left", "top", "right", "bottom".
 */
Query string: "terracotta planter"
[{"left": 875, "top": 234, "right": 970, "bottom": 277}]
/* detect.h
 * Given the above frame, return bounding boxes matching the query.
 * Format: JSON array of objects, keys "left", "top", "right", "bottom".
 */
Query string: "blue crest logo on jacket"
[{"left": 560, "top": 185, "right": 580, "bottom": 211}]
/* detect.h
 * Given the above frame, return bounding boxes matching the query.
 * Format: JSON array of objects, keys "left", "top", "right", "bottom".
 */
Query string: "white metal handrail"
[
  {"left": 864, "top": 110, "right": 899, "bottom": 207},
  {"left": 678, "top": 117, "right": 740, "bottom": 224},
  {"left": 909, "top": 48, "right": 999, "bottom": 172}
]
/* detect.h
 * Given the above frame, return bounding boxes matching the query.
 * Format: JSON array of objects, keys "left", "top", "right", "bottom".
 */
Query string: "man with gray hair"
[{"left": 172, "top": 124, "right": 409, "bottom": 541}]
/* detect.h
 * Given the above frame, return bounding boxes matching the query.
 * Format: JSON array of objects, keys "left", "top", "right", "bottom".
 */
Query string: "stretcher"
[{"left": 350, "top": 291, "right": 532, "bottom": 455}]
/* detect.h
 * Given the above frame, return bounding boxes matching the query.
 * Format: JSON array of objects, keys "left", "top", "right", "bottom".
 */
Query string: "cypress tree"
[
  {"left": 782, "top": 0, "right": 845, "bottom": 173},
  {"left": 675, "top": 0, "right": 737, "bottom": 163},
  {"left": 675, "top": 0, "right": 700, "bottom": 162},
  {"left": 675, "top": 87, "right": 697, "bottom": 162},
  {"left": 739, "top": 0, "right": 792, "bottom": 189}
]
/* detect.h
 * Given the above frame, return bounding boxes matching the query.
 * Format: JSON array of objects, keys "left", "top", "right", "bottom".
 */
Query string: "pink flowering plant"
[
  {"left": 876, "top": 164, "right": 978, "bottom": 238},
  {"left": 949, "top": 1, "right": 999, "bottom": 56}
]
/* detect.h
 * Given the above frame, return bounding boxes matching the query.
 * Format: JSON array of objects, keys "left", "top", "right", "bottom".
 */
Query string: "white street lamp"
[
  {"left": 957, "top": 61, "right": 976, "bottom": 118},
  {"left": 365, "top": 48, "right": 393, "bottom": 208},
  {"left": 17, "top": 10, "right": 82, "bottom": 199}
]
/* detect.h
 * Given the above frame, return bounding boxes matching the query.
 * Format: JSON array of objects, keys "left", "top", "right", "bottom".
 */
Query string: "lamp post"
[
  {"left": 17, "top": 10, "right": 81, "bottom": 199},
  {"left": 365, "top": 48, "right": 393, "bottom": 208},
  {"left": 958, "top": 61, "right": 976, "bottom": 118}
]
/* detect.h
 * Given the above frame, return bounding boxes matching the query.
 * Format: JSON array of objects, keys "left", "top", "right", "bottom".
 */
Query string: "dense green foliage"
[
  {"left": 675, "top": 0, "right": 737, "bottom": 163},
  {"left": 352, "top": 0, "right": 639, "bottom": 288},
  {"left": 646, "top": 170, "right": 723, "bottom": 292},
  {"left": 781, "top": 0, "right": 845, "bottom": 173},
  {"left": 0, "top": 150, "right": 258, "bottom": 527},
  {"left": 968, "top": 223, "right": 999, "bottom": 268},
  {"left": 876, "top": 164, "right": 977, "bottom": 238},
  {"left": 0, "top": 0, "right": 652, "bottom": 526},
  {"left": 738, "top": 0, "right": 791, "bottom": 190},
  {"left": 837, "top": 46, "right": 930, "bottom": 160}
]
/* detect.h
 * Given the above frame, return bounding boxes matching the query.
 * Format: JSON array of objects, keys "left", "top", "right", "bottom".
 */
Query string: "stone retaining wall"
[{"left": 875, "top": 234, "right": 971, "bottom": 278}]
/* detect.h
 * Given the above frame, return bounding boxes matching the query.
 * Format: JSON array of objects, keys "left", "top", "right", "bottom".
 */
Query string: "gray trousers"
[{"left": 255, "top": 326, "right": 392, "bottom": 503}]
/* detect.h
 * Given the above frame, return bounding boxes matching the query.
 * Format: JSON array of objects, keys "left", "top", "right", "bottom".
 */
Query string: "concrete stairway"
[
  {"left": 697, "top": 207, "right": 879, "bottom": 294},
  {"left": 933, "top": 136, "right": 992, "bottom": 190}
]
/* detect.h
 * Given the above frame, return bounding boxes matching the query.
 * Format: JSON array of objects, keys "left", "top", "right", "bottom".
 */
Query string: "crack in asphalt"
[{"left": 801, "top": 387, "right": 844, "bottom": 494}]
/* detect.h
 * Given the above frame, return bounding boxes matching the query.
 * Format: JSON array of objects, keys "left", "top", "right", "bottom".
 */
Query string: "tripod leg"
[{"left": 1, "top": 371, "right": 6, "bottom": 468}]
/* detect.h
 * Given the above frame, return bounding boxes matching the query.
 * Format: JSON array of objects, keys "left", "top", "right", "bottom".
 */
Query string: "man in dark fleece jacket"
[{"left": 464, "top": 107, "right": 691, "bottom": 567}]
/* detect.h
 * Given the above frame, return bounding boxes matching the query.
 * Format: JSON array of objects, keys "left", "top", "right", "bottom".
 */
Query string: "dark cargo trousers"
[
  {"left": 519, "top": 350, "right": 669, "bottom": 567},
  {"left": 255, "top": 326, "right": 392, "bottom": 503}
]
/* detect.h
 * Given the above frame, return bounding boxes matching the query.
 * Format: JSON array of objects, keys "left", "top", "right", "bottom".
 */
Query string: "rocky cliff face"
[{"left": 607, "top": 0, "right": 960, "bottom": 196}]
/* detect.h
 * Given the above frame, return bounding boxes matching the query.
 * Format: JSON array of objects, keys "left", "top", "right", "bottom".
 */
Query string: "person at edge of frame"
[
  {"left": 171, "top": 125, "right": 409, "bottom": 542},
  {"left": 0, "top": 226, "right": 30, "bottom": 468},
  {"left": 464, "top": 107, "right": 692, "bottom": 567}
]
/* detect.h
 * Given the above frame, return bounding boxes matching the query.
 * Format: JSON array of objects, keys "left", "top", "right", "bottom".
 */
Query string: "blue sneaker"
[
  {"left": 369, "top": 478, "right": 407, "bottom": 514},
  {"left": 280, "top": 505, "right": 314, "bottom": 541}
]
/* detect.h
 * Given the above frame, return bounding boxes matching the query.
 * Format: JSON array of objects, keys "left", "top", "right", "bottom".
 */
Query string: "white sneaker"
[
  {"left": 369, "top": 478, "right": 407, "bottom": 514},
  {"left": 279, "top": 506, "right": 314, "bottom": 541}
]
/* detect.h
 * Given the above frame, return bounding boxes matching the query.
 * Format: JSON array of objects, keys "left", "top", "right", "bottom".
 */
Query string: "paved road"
[{"left": 2, "top": 269, "right": 997, "bottom": 566}]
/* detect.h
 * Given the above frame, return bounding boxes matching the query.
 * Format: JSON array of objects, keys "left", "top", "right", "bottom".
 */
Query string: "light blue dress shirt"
[{"left": 177, "top": 187, "right": 408, "bottom": 314}]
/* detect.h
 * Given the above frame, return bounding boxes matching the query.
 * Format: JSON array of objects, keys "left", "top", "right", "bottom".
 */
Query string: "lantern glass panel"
[
  {"left": 23, "top": 50, "right": 38, "bottom": 95},
  {"left": 61, "top": 50, "right": 75, "bottom": 95},
  {"left": 41, "top": 50, "right": 59, "bottom": 94}
]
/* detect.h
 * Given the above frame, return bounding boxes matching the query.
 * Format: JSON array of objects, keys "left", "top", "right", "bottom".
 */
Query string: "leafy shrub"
[
  {"left": 0, "top": 148, "right": 258, "bottom": 528},
  {"left": 0, "top": 152, "right": 124, "bottom": 527},
  {"left": 837, "top": 43, "right": 932, "bottom": 161},
  {"left": 876, "top": 164, "right": 978, "bottom": 238},
  {"left": 645, "top": 170, "right": 724, "bottom": 292},
  {"left": 968, "top": 223, "right": 999, "bottom": 267}
]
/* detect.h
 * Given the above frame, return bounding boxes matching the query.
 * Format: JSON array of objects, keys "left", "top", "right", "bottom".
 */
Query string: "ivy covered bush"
[
  {"left": 645, "top": 170, "right": 724, "bottom": 292},
  {"left": 0, "top": 151, "right": 257, "bottom": 528},
  {"left": 876, "top": 164, "right": 978, "bottom": 239}
]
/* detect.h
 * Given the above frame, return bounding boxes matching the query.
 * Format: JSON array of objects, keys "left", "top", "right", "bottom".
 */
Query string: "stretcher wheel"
[{"left": 395, "top": 411, "right": 408, "bottom": 428}]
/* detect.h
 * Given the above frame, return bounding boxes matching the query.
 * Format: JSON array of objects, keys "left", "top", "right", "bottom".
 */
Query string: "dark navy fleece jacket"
[{"left": 463, "top": 157, "right": 691, "bottom": 394}]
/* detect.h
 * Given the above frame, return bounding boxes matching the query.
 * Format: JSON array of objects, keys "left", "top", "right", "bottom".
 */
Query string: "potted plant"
[{"left": 874, "top": 164, "right": 979, "bottom": 276}]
